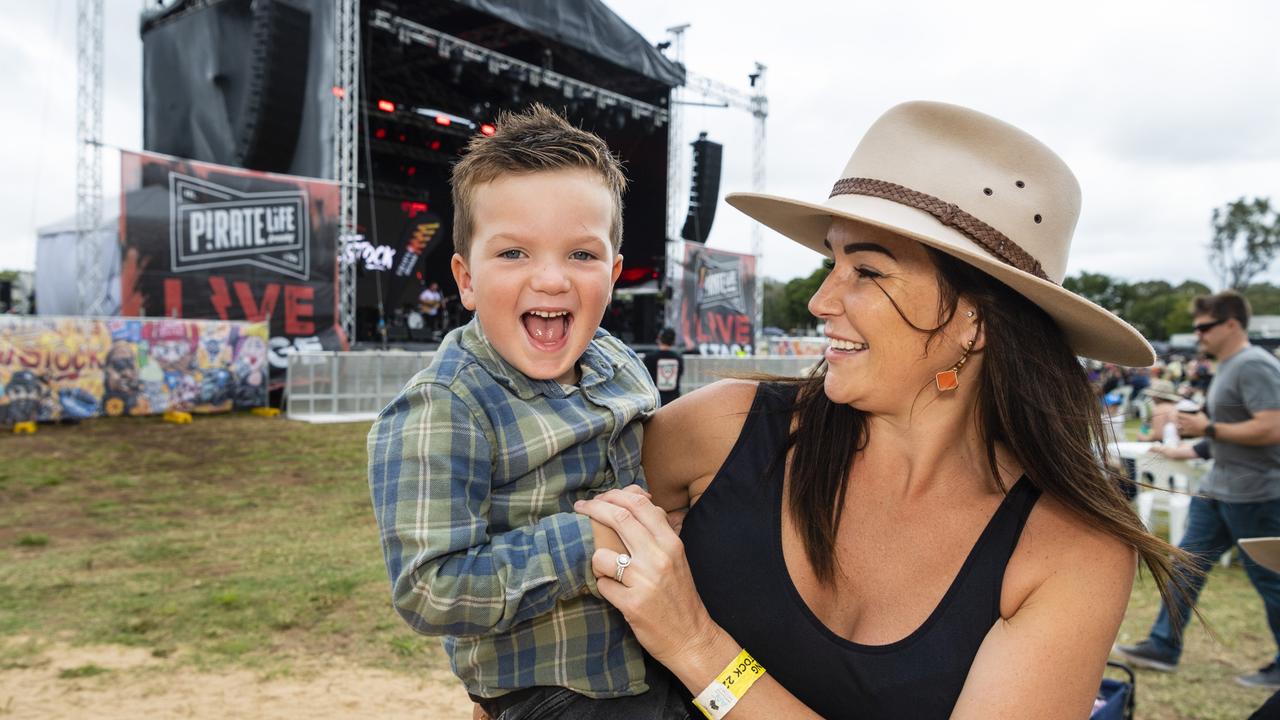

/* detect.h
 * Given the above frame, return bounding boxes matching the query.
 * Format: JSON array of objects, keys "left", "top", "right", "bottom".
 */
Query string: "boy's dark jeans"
[{"left": 474, "top": 656, "right": 693, "bottom": 720}]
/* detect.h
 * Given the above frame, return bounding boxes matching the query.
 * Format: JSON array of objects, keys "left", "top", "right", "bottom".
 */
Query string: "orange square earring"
[{"left": 936, "top": 338, "right": 975, "bottom": 392}]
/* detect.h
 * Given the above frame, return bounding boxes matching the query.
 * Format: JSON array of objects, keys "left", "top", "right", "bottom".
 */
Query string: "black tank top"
[{"left": 681, "top": 383, "right": 1041, "bottom": 719}]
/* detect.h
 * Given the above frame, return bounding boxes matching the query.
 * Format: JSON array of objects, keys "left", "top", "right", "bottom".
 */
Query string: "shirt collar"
[{"left": 457, "top": 317, "right": 618, "bottom": 401}]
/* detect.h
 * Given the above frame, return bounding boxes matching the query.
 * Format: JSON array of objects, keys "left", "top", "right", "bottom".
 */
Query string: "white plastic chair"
[{"left": 1133, "top": 455, "right": 1208, "bottom": 548}]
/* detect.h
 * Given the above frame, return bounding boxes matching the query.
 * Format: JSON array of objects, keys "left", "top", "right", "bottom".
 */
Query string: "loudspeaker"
[
  {"left": 680, "top": 133, "right": 722, "bottom": 244},
  {"left": 235, "top": 0, "right": 312, "bottom": 172}
]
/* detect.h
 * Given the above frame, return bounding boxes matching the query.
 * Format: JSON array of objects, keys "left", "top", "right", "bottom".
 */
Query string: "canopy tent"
[{"left": 35, "top": 210, "right": 121, "bottom": 317}]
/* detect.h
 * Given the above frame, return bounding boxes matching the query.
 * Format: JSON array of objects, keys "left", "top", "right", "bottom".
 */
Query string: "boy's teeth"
[
  {"left": 530, "top": 310, "right": 568, "bottom": 318},
  {"left": 829, "top": 339, "right": 867, "bottom": 351}
]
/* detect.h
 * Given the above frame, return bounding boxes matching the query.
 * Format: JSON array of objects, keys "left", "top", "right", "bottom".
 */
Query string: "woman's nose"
[{"left": 808, "top": 271, "right": 840, "bottom": 318}]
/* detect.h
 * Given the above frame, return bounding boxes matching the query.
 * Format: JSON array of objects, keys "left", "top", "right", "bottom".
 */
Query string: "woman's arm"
[
  {"left": 950, "top": 499, "right": 1137, "bottom": 718},
  {"left": 642, "top": 379, "right": 760, "bottom": 513},
  {"left": 575, "top": 487, "right": 822, "bottom": 719}
]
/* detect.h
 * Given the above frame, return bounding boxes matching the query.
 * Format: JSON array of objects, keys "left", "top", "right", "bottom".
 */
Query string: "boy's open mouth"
[{"left": 522, "top": 310, "right": 572, "bottom": 348}]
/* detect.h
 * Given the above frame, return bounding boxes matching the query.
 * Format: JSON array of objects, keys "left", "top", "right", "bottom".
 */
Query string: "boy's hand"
[
  {"left": 589, "top": 518, "right": 628, "bottom": 556},
  {"left": 583, "top": 485, "right": 650, "bottom": 557},
  {"left": 472, "top": 704, "right": 491, "bottom": 720}
]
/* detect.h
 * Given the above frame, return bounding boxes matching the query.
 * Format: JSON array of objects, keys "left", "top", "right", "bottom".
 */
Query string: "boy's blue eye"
[
  {"left": 570, "top": 250, "right": 597, "bottom": 261},
  {"left": 499, "top": 249, "right": 524, "bottom": 260}
]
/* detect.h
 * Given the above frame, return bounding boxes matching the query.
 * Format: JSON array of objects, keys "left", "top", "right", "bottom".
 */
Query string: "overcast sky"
[{"left": 3, "top": 0, "right": 1279, "bottom": 288}]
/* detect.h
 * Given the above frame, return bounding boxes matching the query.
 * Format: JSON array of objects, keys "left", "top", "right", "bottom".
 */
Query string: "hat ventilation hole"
[
  {"left": 1033, "top": 214, "right": 1042, "bottom": 224},
  {"left": 983, "top": 187, "right": 993, "bottom": 196},
  {"left": 1015, "top": 180, "right": 1026, "bottom": 188}
]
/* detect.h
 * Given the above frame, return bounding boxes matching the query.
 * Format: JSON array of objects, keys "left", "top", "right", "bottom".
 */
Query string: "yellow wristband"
[{"left": 692, "top": 648, "right": 766, "bottom": 720}]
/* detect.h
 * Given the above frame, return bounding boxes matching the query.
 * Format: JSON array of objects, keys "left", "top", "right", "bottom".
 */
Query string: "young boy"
[{"left": 368, "top": 105, "right": 687, "bottom": 718}]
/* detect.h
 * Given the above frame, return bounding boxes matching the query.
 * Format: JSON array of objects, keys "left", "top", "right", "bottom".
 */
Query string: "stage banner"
[
  {"left": 0, "top": 316, "right": 268, "bottom": 426},
  {"left": 119, "top": 150, "right": 342, "bottom": 383},
  {"left": 665, "top": 240, "right": 757, "bottom": 356}
]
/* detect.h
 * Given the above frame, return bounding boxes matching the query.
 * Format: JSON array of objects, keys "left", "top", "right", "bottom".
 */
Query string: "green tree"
[
  {"left": 1242, "top": 282, "right": 1280, "bottom": 316},
  {"left": 1062, "top": 271, "right": 1131, "bottom": 313},
  {"left": 1163, "top": 280, "right": 1213, "bottom": 336},
  {"left": 1208, "top": 197, "right": 1280, "bottom": 290},
  {"left": 762, "top": 278, "right": 787, "bottom": 329},
  {"left": 777, "top": 265, "right": 830, "bottom": 332}
]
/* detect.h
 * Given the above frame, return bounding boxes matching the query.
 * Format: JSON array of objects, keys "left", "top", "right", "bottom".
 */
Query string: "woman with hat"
[
  {"left": 574, "top": 101, "right": 1189, "bottom": 718},
  {"left": 1135, "top": 377, "right": 1185, "bottom": 443}
]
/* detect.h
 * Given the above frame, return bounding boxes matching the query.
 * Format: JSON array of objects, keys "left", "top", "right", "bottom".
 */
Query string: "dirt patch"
[{"left": 0, "top": 642, "right": 473, "bottom": 720}]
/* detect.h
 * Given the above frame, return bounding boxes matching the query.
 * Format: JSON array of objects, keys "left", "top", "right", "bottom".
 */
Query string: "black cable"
[{"left": 359, "top": 19, "right": 387, "bottom": 350}]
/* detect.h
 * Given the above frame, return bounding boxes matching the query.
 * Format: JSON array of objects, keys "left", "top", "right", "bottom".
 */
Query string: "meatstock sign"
[
  {"left": 121, "top": 151, "right": 341, "bottom": 381},
  {"left": 666, "top": 241, "right": 757, "bottom": 356}
]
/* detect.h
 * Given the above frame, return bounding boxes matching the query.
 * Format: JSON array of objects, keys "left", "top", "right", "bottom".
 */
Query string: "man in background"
[
  {"left": 643, "top": 327, "right": 683, "bottom": 407},
  {"left": 1115, "top": 290, "right": 1280, "bottom": 690}
]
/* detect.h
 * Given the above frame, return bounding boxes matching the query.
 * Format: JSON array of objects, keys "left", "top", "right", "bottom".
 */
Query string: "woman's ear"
[{"left": 961, "top": 307, "right": 986, "bottom": 352}]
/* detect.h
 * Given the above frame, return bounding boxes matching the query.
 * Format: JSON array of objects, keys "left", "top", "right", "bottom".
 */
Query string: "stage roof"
[
  {"left": 142, "top": 0, "right": 685, "bottom": 88},
  {"left": 448, "top": 0, "right": 684, "bottom": 87}
]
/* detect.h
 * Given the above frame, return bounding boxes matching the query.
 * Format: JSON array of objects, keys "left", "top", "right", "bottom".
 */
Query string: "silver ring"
[{"left": 614, "top": 553, "right": 631, "bottom": 583}]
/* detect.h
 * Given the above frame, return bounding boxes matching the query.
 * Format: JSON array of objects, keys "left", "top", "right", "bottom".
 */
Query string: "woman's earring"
[{"left": 936, "top": 339, "right": 976, "bottom": 392}]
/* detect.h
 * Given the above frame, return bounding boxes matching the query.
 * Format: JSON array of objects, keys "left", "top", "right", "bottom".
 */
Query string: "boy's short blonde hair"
[{"left": 451, "top": 104, "right": 628, "bottom": 261}]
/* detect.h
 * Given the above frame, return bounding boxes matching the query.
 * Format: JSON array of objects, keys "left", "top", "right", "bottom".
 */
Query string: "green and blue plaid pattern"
[{"left": 368, "top": 318, "right": 657, "bottom": 699}]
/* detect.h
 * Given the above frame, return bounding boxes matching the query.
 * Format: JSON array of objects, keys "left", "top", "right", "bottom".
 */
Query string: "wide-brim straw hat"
[
  {"left": 1145, "top": 379, "right": 1182, "bottom": 403},
  {"left": 1240, "top": 538, "right": 1280, "bottom": 573},
  {"left": 726, "top": 101, "right": 1154, "bottom": 367}
]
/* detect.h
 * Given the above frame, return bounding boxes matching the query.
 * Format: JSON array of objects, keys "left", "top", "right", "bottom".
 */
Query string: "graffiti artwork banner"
[
  {"left": 0, "top": 316, "right": 268, "bottom": 426},
  {"left": 665, "top": 240, "right": 757, "bottom": 356},
  {"left": 119, "top": 151, "right": 342, "bottom": 381}
]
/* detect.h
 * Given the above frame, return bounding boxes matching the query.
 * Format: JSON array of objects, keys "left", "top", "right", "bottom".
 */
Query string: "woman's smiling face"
[{"left": 808, "top": 219, "right": 977, "bottom": 412}]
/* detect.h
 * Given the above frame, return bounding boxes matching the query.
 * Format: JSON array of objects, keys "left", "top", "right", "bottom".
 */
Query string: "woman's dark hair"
[{"left": 779, "top": 246, "right": 1194, "bottom": 618}]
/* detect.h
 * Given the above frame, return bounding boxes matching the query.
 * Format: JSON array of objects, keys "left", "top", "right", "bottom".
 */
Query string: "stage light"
[
  {"left": 374, "top": 127, "right": 386, "bottom": 139},
  {"left": 619, "top": 266, "right": 654, "bottom": 284},
  {"left": 480, "top": 123, "right": 496, "bottom": 136},
  {"left": 332, "top": 86, "right": 346, "bottom": 98},
  {"left": 401, "top": 201, "right": 428, "bottom": 217},
  {"left": 406, "top": 166, "right": 416, "bottom": 176},
  {"left": 430, "top": 140, "right": 442, "bottom": 150},
  {"left": 377, "top": 99, "right": 395, "bottom": 112},
  {"left": 398, "top": 134, "right": 406, "bottom": 142},
  {"left": 434, "top": 115, "right": 451, "bottom": 127}
]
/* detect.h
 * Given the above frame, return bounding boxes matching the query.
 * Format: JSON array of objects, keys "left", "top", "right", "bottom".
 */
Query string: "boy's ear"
[
  {"left": 451, "top": 253, "right": 477, "bottom": 311},
  {"left": 610, "top": 253, "right": 623, "bottom": 286}
]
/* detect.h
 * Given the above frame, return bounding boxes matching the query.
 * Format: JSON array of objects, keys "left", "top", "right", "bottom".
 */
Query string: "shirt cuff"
[{"left": 549, "top": 512, "right": 603, "bottom": 600}]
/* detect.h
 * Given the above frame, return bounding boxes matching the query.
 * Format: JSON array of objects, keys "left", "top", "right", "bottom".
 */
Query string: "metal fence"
[{"left": 286, "top": 351, "right": 818, "bottom": 423}]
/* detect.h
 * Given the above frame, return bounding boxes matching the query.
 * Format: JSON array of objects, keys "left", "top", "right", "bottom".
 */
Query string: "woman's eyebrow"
[{"left": 821, "top": 239, "right": 897, "bottom": 260}]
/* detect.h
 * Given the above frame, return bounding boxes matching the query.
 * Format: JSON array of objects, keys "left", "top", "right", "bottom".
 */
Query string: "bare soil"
[{"left": 0, "top": 641, "right": 473, "bottom": 719}]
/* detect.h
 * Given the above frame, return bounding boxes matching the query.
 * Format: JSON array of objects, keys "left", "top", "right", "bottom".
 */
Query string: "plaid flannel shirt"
[{"left": 368, "top": 318, "right": 658, "bottom": 699}]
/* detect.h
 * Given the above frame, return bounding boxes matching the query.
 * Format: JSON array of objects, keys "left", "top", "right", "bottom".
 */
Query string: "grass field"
[{"left": 0, "top": 413, "right": 1275, "bottom": 718}]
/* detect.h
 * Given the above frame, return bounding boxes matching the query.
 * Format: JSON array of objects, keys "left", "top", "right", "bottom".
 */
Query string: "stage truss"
[
  {"left": 334, "top": 0, "right": 361, "bottom": 343},
  {"left": 76, "top": 0, "right": 105, "bottom": 316}
]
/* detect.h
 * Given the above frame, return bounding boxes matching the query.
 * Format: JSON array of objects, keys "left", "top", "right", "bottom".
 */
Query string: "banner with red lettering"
[
  {"left": 119, "top": 151, "right": 341, "bottom": 384},
  {"left": 0, "top": 316, "right": 268, "bottom": 426},
  {"left": 665, "top": 240, "right": 757, "bottom": 356}
]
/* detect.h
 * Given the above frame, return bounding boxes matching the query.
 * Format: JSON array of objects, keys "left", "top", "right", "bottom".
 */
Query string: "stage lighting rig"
[{"left": 370, "top": 9, "right": 667, "bottom": 131}]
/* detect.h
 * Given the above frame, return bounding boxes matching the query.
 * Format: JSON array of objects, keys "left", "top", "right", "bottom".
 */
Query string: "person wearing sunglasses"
[{"left": 1115, "top": 290, "right": 1280, "bottom": 689}]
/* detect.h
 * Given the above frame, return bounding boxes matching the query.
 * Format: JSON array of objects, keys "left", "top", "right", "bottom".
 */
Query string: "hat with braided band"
[{"left": 727, "top": 100, "right": 1154, "bottom": 366}]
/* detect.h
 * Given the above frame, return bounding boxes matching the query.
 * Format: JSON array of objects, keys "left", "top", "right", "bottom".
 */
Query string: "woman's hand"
[{"left": 573, "top": 489, "right": 719, "bottom": 667}]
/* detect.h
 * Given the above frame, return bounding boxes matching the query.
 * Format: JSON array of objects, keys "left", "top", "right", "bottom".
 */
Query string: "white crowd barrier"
[{"left": 285, "top": 351, "right": 818, "bottom": 423}]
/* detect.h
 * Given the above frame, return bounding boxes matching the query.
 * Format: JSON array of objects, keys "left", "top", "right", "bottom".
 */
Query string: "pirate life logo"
[
  {"left": 168, "top": 173, "right": 311, "bottom": 281},
  {"left": 693, "top": 253, "right": 748, "bottom": 316}
]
